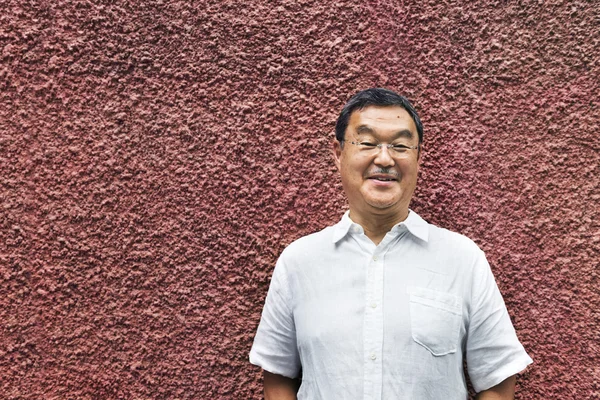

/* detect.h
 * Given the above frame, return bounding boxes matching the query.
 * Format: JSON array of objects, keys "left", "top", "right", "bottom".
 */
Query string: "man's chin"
[{"left": 365, "top": 199, "right": 398, "bottom": 210}]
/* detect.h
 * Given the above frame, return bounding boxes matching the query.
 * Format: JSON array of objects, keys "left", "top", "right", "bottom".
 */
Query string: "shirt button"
[
  {"left": 370, "top": 353, "right": 377, "bottom": 360},
  {"left": 370, "top": 302, "right": 377, "bottom": 308},
  {"left": 373, "top": 256, "right": 378, "bottom": 261}
]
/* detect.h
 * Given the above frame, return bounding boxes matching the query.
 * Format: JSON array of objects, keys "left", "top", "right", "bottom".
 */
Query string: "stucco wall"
[{"left": 1, "top": 0, "right": 598, "bottom": 398}]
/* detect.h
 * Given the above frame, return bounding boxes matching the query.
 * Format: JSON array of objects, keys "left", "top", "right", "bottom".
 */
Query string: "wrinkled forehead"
[{"left": 348, "top": 106, "right": 418, "bottom": 140}]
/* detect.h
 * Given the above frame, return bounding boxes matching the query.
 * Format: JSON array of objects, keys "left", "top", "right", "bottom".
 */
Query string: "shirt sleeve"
[
  {"left": 466, "top": 250, "right": 533, "bottom": 392},
  {"left": 249, "top": 256, "right": 301, "bottom": 378}
]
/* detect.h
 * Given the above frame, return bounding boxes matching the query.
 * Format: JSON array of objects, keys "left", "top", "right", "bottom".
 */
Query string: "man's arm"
[
  {"left": 263, "top": 370, "right": 300, "bottom": 400},
  {"left": 475, "top": 375, "right": 516, "bottom": 399}
]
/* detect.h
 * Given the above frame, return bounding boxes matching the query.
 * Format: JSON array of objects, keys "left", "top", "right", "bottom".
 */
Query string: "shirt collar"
[
  {"left": 332, "top": 210, "right": 429, "bottom": 243},
  {"left": 331, "top": 211, "right": 358, "bottom": 243}
]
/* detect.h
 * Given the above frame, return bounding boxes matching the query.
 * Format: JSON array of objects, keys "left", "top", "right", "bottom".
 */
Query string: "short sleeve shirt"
[{"left": 250, "top": 211, "right": 532, "bottom": 399}]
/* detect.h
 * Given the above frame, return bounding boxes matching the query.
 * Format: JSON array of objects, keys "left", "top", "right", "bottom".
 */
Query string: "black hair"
[{"left": 335, "top": 88, "right": 423, "bottom": 144}]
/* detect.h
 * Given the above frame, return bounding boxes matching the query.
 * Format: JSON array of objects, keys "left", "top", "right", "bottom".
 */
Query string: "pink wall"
[{"left": 1, "top": 0, "right": 598, "bottom": 398}]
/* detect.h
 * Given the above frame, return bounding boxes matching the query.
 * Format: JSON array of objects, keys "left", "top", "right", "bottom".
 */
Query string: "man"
[{"left": 250, "top": 88, "right": 532, "bottom": 399}]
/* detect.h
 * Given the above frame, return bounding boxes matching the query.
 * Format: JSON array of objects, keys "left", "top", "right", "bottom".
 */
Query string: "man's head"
[
  {"left": 335, "top": 88, "right": 423, "bottom": 145},
  {"left": 333, "top": 88, "right": 423, "bottom": 223}
]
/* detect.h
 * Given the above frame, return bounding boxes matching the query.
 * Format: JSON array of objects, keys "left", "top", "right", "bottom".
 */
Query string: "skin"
[
  {"left": 263, "top": 105, "right": 518, "bottom": 398},
  {"left": 263, "top": 371, "right": 300, "bottom": 400}
]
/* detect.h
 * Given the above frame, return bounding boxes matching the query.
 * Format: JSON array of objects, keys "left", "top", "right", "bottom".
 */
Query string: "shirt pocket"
[{"left": 408, "top": 287, "right": 462, "bottom": 356}]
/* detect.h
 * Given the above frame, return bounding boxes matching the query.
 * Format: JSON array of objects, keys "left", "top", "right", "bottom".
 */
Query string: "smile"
[{"left": 368, "top": 176, "right": 398, "bottom": 182}]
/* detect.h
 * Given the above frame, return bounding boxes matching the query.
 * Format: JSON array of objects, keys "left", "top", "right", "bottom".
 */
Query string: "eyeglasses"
[{"left": 345, "top": 140, "right": 419, "bottom": 158}]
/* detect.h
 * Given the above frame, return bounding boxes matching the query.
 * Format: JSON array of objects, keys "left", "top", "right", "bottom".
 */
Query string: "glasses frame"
[{"left": 343, "top": 139, "right": 420, "bottom": 158}]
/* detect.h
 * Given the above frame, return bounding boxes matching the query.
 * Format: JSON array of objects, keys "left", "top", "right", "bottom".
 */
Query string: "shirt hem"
[
  {"left": 249, "top": 351, "right": 300, "bottom": 379},
  {"left": 472, "top": 356, "right": 533, "bottom": 392}
]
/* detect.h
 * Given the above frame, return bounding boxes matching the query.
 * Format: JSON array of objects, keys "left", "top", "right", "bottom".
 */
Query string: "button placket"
[
  {"left": 362, "top": 252, "right": 375, "bottom": 398},
  {"left": 363, "top": 251, "right": 385, "bottom": 400}
]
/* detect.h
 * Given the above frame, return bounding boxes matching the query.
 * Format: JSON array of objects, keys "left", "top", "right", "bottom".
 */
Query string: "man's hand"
[
  {"left": 263, "top": 370, "right": 300, "bottom": 400},
  {"left": 475, "top": 375, "right": 516, "bottom": 399}
]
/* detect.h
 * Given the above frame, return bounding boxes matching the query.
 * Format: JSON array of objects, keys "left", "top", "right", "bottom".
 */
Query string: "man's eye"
[
  {"left": 360, "top": 142, "right": 377, "bottom": 148},
  {"left": 392, "top": 145, "right": 409, "bottom": 152}
]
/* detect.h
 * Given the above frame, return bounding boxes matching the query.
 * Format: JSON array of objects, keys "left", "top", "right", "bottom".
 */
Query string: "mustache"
[{"left": 366, "top": 168, "right": 399, "bottom": 177}]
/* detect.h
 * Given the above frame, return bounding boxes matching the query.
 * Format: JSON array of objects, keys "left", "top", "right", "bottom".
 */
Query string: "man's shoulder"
[
  {"left": 283, "top": 224, "right": 337, "bottom": 255},
  {"left": 426, "top": 221, "right": 483, "bottom": 255},
  {"left": 417, "top": 221, "right": 489, "bottom": 276}
]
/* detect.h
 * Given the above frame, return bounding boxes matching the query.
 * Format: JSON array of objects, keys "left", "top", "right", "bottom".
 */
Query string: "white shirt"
[{"left": 250, "top": 211, "right": 532, "bottom": 399}]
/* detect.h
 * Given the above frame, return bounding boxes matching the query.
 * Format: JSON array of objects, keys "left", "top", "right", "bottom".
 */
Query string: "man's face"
[{"left": 333, "top": 105, "right": 420, "bottom": 220}]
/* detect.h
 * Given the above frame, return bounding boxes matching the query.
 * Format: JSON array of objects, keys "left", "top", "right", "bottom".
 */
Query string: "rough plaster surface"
[{"left": 0, "top": 0, "right": 598, "bottom": 398}]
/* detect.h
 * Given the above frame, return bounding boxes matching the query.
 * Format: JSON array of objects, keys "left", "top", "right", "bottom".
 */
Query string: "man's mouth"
[{"left": 368, "top": 175, "right": 398, "bottom": 182}]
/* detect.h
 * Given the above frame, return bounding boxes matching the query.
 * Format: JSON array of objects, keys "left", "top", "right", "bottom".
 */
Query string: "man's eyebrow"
[
  {"left": 394, "top": 129, "right": 415, "bottom": 140},
  {"left": 356, "top": 125, "right": 414, "bottom": 139},
  {"left": 356, "top": 125, "right": 375, "bottom": 135}
]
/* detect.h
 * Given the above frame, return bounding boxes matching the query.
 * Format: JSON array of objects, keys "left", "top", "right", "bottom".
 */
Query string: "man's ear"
[{"left": 332, "top": 139, "right": 343, "bottom": 171}]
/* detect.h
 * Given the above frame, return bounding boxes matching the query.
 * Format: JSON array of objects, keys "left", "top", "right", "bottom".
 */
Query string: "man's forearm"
[
  {"left": 263, "top": 370, "right": 300, "bottom": 400},
  {"left": 475, "top": 375, "right": 516, "bottom": 400}
]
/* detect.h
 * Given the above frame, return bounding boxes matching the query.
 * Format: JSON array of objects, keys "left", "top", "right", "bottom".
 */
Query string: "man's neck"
[{"left": 348, "top": 208, "right": 409, "bottom": 246}]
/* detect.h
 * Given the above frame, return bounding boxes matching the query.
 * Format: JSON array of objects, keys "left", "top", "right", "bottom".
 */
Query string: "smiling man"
[{"left": 250, "top": 88, "right": 532, "bottom": 399}]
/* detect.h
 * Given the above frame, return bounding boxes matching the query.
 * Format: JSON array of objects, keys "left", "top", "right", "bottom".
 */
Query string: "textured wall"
[{"left": 1, "top": 0, "right": 598, "bottom": 398}]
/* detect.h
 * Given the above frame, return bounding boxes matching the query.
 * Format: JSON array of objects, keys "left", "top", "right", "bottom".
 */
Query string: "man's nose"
[{"left": 374, "top": 145, "right": 395, "bottom": 167}]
